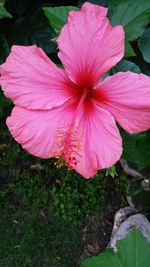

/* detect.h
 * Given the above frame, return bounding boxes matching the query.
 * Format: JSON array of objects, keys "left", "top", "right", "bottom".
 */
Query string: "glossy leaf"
[
  {"left": 110, "top": 0, "right": 150, "bottom": 40},
  {"left": 125, "top": 39, "right": 136, "bottom": 57},
  {"left": 1, "top": 11, "right": 55, "bottom": 54},
  {"left": 113, "top": 59, "right": 141, "bottom": 74},
  {"left": 81, "top": 229, "right": 150, "bottom": 267},
  {"left": 108, "top": 0, "right": 129, "bottom": 17},
  {"left": 0, "top": 2, "right": 12, "bottom": 18},
  {"left": 138, "top": 28, "right": 150, "bottom": 63},
  {"left": 43, "top": 6, "right": 78, "bottom": 32},
  {"left": 122, "top": 130, "right": 150, "bottom": 170}
]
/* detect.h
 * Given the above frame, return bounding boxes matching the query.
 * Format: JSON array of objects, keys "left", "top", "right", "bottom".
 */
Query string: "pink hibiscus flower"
[{"left": 0, "top": 2, "right": 150, "bottom": 178}]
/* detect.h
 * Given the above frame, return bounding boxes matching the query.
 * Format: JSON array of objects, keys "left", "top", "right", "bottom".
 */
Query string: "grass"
[
  {"left": 0, "top": 131, "right": 83, "bottom": 267},
  {"left": 0, "top": 130, "right": 108, "bottom": 222},
  {"left": 0, "top": 129, "right": 129, "bottom": 267},
  {"left": 0, "top": 130, "right": 107, "bottom": 267},
  {"left": 0, "top": 202, "right": 81, "bottom": 267}
]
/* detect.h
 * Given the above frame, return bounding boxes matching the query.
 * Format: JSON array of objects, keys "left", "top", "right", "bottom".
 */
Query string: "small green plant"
[
  {"left": 8, "top": 175, "right": 49, "bottom": 208},
  {"left": 105, "top": 165, "right": 117, "bottom": 178},
  {"left": 0, "top": 134, "right": 107, "bottom": 223},
  {"left": 114, "top": 174, "right": 128, "bottom": 195},
  {"left": 47, "top": 170, "right": 107, "bottom": 224}
]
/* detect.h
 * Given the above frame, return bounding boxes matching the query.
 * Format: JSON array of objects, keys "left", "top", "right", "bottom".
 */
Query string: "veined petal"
[
  {"left": 7, "top": 98, "right": 122, "bottom": 179},
  {"left": 6, "top": 101, "right": 78, "bottom": 158},
  {"left": 57, "top": 2, "right": 124, "bottom": 87},
  {"left": 94, "top": 72, "right": 150, "bottom": 133},
  {"left": 0, "top": 45, "right": 77, "bottom": 109},
  {"left": 74, "top": 101, "right": 122, "bottom": 178},
  {"left": 81, "top": 2, "right": 107, "bottom": 16}
]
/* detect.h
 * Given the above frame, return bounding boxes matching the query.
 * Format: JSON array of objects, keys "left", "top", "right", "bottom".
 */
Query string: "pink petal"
[
  {"left": 7, "top": 98, "right": 122, "bottom": 179},
  {"left": 57, "top": 3, "right": 124, "bottom": 87},
  {"left": 94, "top": 72, "right": 150, "bottom": 133},
  {"left": 74, "top": 102, "right": 122, "bottom": 178},
  {"left": 7, "top": 101, "right": 78, "bottom": 158},
  {"left": 0, "top": 45, "right": 77, "bottom": 109},
  {"left": 81, "top": 2, "right": 107, "bottom": 16}
]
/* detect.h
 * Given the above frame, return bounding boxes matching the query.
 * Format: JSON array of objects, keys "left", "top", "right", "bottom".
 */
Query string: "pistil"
[{"left": 53, "top": 88, "right": 89, "bottom": 169}]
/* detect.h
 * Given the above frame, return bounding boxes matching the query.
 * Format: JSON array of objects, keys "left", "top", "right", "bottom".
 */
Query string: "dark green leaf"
[
  {"left": 108, "top": 0, "right": 130, "bottom": 17},
  {"left": 1, "top": 11, "right": 55, "bottom": 54},
  {"left": 0, "top": 33, "right": 10, "bottom": 63},
  {"left": 0, "top": 107, "right": 3, "bottom": 118},
  {"left": 113, "top": 59, "right": 141, "bottom": 73},
  {"left": 110, "top": 0, "right": 150, "bottom": 40},
  {"left": 81, "top": 230, "right": 150, "bottom": 267},
  {"left": 0, "top": 2, "right": 12, "bottom": 18},
  {"left": 122, "top": 130, "right": 150, "bottom": 170},
  {"left": 125, "top": 39, "right": 136, "bottom": 57},
  {"left": 103, "top": 59, "right": 140, "bottom": 79},
  {"left": 131, "top": 43, "right": 150, "bottom": 76},
  {"left": 138, "top": 28, "right": 150, "bottom": 63},
  {"left": 0, "top": 90, "right": 12, "bottom": 119},
  {"left": 4, "top": 0, "right": 42, "bottom": 17},
  {"left": 78, "top": 0, "right": 108, "bottom": 7},
  {"left": 43, "top": 6, "right": 78, "bottom": 32}
]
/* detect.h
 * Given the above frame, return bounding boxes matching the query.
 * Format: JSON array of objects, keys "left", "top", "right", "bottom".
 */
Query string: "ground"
[{"left": 0, "top": 125, "right": 149, "bottom": 267}]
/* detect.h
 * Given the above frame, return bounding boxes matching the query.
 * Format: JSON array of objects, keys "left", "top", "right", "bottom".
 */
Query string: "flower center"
[
  {"left": 54, "top": 125, "right": 82, "bottom": 169},
  {"left": 51, "top": 88, "right": 89, "bottom": 169},
  {"left": 80, "top": 86, "right": 93, "bottom": 98}
]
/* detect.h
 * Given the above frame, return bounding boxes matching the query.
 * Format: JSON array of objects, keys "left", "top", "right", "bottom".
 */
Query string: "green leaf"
[
  {"left": 0, "top": 107, "right": 3, "bottom": 118},
  {"left": 113, "top": 59, "right": 141, "bottom": 74},
  {"left": 138, "top": 28, "right": 150, "bottom": 63},
  {"left": 103, "top": 59, "right": 140, "bottom": 79},
  {"left": 43, "top": 6, "right": 78, "bottom": 32},
  {"left": 0, "top": 90, "right": 12, "bottom": 119},
  {"left": 78, "top": 0, "right": 108, "bottom": 7},
  {"left": 81, "top": 229, "right": 150, "bottom": 267},
  {"left": 108, "top": 0, "right": 130, "bottom": 17},
  {"left": 110, "top": 0, "right": 150, "bottom": 40},
  {"left": 125, "top": 39, "right": 136, "bottom": 57},
  {"left": 105, "top": 165, "right": 116, "bottom": 178},
  {"left": 1, "top": 11, "right": 55, "bottom": 54},
  {"left": 0, "top": 2, "right": 12, "bottom": 18},
  {"left": 0, "top": 33, "right": 10, "bottom": 63},
  {"left": 122, "top": 130, "right": 150, "bottom": 170},
  {"left": 4, "top": 0, "right": 33, "bottom": 17}
]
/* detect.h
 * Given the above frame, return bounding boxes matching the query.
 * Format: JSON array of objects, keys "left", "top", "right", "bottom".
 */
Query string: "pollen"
[
  {"left": 51, "top": 125, "right": 82, "bottom": 169},
  {"left": 55, "top": 157, "right": 66, "bottom": 168}
]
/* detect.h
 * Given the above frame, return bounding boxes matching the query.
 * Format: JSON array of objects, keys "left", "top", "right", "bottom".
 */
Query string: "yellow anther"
[{"left": 50, "top": 124, "right": 82, "bottom": 169}]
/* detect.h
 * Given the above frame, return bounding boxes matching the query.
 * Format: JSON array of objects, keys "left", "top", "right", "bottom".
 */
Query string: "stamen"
[
  {"left": 51, "top": 88, "right": 88, "bottom": 169},
  {"left": 52, "top": 125, "right": 82, "bottom": 169},
  {"left": 55, "top": 157, "right": 66, "bottom": 168}
]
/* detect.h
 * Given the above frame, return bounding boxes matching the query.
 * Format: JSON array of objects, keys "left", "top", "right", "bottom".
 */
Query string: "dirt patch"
[{"left": 78, "top": 204, "right": 118, "bottom": 266}]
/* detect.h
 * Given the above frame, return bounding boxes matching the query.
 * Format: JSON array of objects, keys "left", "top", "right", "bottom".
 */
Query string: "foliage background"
[{"left": 0, "top": 0, "right": 150, "bottom": 266}]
